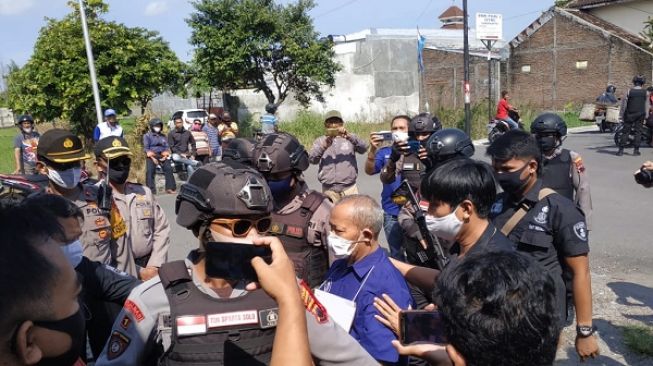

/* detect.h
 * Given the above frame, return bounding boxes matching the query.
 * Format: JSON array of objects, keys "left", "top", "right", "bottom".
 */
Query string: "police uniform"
[
  {"left": 95, "top": 252, "right": 379, "bottom": 366},
  {"left": 270, "top": 181, "right": 332, "bottom": 288},
  {"left": 542, "top": 148, "right": 592, "bottom": 228},
  {"left": 489, "top": 180, "right": 590, "bottom": 324}
]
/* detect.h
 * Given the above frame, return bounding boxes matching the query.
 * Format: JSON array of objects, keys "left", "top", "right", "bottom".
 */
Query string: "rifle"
[
  {"left": 393, "top": 179, "right": 449, "bottom": 270},
  {"left": 97, "top": 156, "right": 113, "bottom": 217}
]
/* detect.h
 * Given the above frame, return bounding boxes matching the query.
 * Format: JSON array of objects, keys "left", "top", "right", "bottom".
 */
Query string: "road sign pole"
[
  {"left": 484, "top": 40, "right": 495, "bottom": 122},
  {"left": 463, "top": 0, "right": 471, "bottom": 136}
]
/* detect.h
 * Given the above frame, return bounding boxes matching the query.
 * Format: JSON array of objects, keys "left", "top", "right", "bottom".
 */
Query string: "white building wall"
[{"left": 590, "top": 0, "right": 653, "bottom": 37}]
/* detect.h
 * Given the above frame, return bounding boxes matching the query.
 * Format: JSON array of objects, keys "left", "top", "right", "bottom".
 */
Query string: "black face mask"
[
  {"left": 34, "top": 307, "right": 86, "bottom": 366},
  {"left": 496, "top": 163, "right": 531, "bottom": 196},
  {"left": 537, "top": 136, "right": 558, "bottom": 152},
  {"left": 105, "top": 158, "right": 131, "bottom": 184}
]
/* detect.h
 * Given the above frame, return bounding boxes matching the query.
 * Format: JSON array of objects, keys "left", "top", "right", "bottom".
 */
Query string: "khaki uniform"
[
  {"left": 308, "top": 135, "right": 368, "bottom": 200},
  {"left": 112, "top": 183, "right": 170, "bottom": 275},
  {"left": 72, "top": 184, "right": 114, "bottom": 266}
]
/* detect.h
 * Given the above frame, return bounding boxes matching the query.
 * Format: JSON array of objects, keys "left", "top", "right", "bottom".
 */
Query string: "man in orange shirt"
[{"left": 496, "top": 90, "right": 519, "bottom": 129}]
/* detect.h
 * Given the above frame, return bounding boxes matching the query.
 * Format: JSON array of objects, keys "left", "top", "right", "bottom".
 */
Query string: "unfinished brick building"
[{"left": 505, "top": 5, "right": 653, "bottom": 110}]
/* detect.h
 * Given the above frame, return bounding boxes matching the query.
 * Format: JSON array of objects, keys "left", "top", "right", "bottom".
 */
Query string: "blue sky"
[{"left": 0, "top": 0, "right": 555, "bottom": 67}]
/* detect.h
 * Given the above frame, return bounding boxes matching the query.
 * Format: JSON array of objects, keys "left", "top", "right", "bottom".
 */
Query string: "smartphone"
[
  {"left": 326, "top": 128, "right": 340, "bottom": 137},
  {"left": 399, "top": 310, "right": 446, "bottom": 345},
  {"left": 204, "top": 242, "right": 272, "bottom": 282},
  {"left": 407, "top": 140, "right": 421, "bottom": 153},
  {"left": 374, "top": 131, "right": 393, "bottom": 141}
]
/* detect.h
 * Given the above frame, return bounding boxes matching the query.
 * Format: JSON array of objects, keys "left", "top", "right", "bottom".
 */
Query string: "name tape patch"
[{"left": 207, "top": 310, "right": 258, "bottom": 329}]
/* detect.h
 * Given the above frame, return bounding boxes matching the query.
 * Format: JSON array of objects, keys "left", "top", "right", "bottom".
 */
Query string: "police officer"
[
  {"left": 487, "top": 130, "right": 599, "bottom": 360},
  {"left": 222, "top": 137, "right": 257, "bottom": 166},
  {"left": 380, "top": 112, "right": 441, "bottom": 190},
  {"left": 617, "top": 75, "right": 650, "bottom": 156},
  {"left": 35, "top": 129, "right": 138, "bottom": 274},
  {"left": 95, "top": 161, "right": 378, "bottom": 365},
  {"left": 531, "top": 113, "right": 592, "bottom": 227},
  {"left": 397, "top": 128, "right": 475, "bottom": 267},
  {"left": 94, "top": 136, "right": 171, "bottom": 280},
  {"left": 253, "top": 132, "right": 332, "bottom": 288}
]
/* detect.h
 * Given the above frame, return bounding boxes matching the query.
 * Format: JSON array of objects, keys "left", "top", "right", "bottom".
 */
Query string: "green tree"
[
  {"left": 6, "top": 0, "right": 184, "bottom": 138},
  {"left": 188, "top": 0, "right": 340, "bottom": 106}
]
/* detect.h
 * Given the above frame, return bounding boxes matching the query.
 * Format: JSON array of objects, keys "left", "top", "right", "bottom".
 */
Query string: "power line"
[
  {"left": 504, "top": 9, "right": 546, "bottom": 21},
  {"left": 416, "top": 0, "right": 435, "bottom": 22},
  {"left": 315, "top": 0, "right": 362, "bottom": 19}
]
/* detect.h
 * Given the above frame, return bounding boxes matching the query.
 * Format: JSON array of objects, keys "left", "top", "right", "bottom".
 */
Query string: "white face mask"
[
  {"left": 48, "top": 167, "right": 82, "bottom": 189},
  {"left": 392, "top": 131, "right": 409, "bottom": 143},
  {"left": 425, "top": 206, "right": 463, "bottom": 241},
  {"left": 153, "top": 126, "right": 162, "bottom": 133},
  {"left": 61, "top": 239, "right": 83, "bottom": 267},
  {"left": 327, "top": 232, "right": 358, "bottom": 258},
  {"left": 22, "top": 127, "right": 33, "bottom": 134}
]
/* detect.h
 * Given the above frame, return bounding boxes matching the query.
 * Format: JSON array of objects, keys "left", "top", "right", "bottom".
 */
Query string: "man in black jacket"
[{"left": 168, "top": 116, "right": 201, "bottom": 178}]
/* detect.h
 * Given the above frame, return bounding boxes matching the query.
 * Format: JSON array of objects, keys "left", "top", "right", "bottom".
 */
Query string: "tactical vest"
[
  {"left": 624, "top": 88, "right": 647, "bottom": 123},
  {"left": 541, "top": 149, "right": 574, "bottom": 201},
  {"left": 401, "top": 153, "right": 426, "bottom": 190},
  {"left": 270, "top": 191, "right": 328, "bottom": 288},
  {"left": 158, "top": 261, "right": 278, "bottom": 366}
]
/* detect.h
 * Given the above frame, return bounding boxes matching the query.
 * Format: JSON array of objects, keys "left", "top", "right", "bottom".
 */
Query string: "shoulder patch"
[
  {"left": 107, "top": 331, "right": 131, "bottom": 360},
  {"left": 299, "top": 280, "right": 329, "bottom": 324},
  {"left": 574, "top": 157, "right": 585, "bottom": 173},
  {"left": 124, "top": 300, "right": 145, "bottom": 322},
  {"left": 490, "top": 200, "right": 503, "bottom": 214},
  {"left": 573, "top": 222, "right": 588, "bottom": 241}
]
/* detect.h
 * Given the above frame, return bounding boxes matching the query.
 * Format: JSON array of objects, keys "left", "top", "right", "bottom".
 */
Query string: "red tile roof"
[{"left": 439, "top": 6, "right": 464, "bottom": 19}]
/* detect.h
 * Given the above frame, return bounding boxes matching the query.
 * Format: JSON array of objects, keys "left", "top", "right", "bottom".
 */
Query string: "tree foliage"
[
  {"left": 188, "top": 0, "right": 340, "bottom": 106},
  {"left": 6, "top": 0, "right": 185, "bottom": 138}
]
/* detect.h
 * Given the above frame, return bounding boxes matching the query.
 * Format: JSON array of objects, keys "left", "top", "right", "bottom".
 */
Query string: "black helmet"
[
  {"left": 265, "top": 103, "right": 277, "bottom": 114},
  {"left": 606, "top": 85, "right": 616, "bottom": 94},
  {"left": 425, "top": 128, "right": 475, "bottom": 163},
  {"left": 409, "top": 113, "right": 440, "bottom": 134},
  {"left": 16, "top": 114, "right": 34, "bottom": 125},
  {"left": 633, "top": 75, "right": 646, "bottom": 86},
  {"left": 149, "top": 118, "right": 163, "bottom": 128},
  {"left": 176, "top": 160, "right": 273, "bottom": 231},
  {"left": 530, "top": 113, "right": 567, "bottom": 137},
  {"left": 222, "top": 138, "right": 256, "bottom": 166},
  {"left": 253, "top": 133, "right": 309, "bottom": 175}
]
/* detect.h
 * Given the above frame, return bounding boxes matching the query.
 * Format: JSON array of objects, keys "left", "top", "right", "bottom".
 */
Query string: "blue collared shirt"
[
  {"left": 372, "top": 146, "right": 402, "bottom": 216},
  {"left": 321, "top": 247, "right": 413, "bottom": 365}
]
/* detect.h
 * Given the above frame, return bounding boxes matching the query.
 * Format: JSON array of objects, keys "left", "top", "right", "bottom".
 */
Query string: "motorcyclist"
[
  {"left": 596, "top": 85, "right": 618, "bottom": 105},
  {"left": 13, "top": 114, "right": 40, "bottom": 175},
  {"left": 496, "top": 90, "right": 519, "bottom": 129}
]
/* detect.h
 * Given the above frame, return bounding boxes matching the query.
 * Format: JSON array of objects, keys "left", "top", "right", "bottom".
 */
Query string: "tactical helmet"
[
  {"left": 222, "top": 138, "right": 256, "bottom": 166},
  {"left": 409, "top": 112, "right": 440, "bottom": 134},
  {"left": 606, "top": 85, "right": 616, "bottom": 94},
  {"left": 425, "top": 128, "right": 475, "bottom": 163},
  {"left": 265, "top": 103, "right": 277, "bottom": 114},
  {"left": 149, "top": 118, "right": 163, "bottom": 128},
  {"left": 16, "top": 114, "right": 34, "bottom": 125},
  {"left": 253, "top": 133, "right": 309, "bottom": 175},
  {"left": 633, "top": 75, "right": 646, "bottom": 86},
  {"left": 176, "top": 161, "right": 272, "bottom": 230},
  {"left": 530, "top": 113, "right": 567, "bottom": 137}
]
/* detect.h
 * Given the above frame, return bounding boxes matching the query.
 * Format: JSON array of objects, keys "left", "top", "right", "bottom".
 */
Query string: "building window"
[
  {"left": 576, "top": 61, "right": 588, "bottom": 70},
  {"left": 521, "top": 65, "right": 531, "bottom": 73}
]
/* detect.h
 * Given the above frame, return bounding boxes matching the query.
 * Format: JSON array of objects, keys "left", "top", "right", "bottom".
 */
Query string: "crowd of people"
[{"left": 10, "top": 100, "right": 653, "bottom": 366}]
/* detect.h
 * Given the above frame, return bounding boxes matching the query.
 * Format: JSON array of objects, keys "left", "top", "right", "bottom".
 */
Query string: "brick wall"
[
  {"left": 422, "top": 49, "right": 501, "bottom": 112},
  {"left": 507, "top": 14, "right": 653, "bottom": 110}
]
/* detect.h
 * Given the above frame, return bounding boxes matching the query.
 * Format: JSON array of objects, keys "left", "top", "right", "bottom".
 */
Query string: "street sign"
[{"left": 476, "top": 13, "right": 503, "bottom": 40}]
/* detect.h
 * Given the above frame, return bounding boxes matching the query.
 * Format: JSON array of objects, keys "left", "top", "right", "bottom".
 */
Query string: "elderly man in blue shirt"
[{"left": 320, "top": 194, "right": 413, "bottom": 365}]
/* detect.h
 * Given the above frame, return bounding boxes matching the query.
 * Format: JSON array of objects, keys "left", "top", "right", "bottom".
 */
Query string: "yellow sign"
[{"left": 63, "top": 138, "right": 74, "bottom": 148}]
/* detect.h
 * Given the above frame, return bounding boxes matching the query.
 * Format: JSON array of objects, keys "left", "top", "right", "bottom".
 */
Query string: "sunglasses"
[{"left": 210, "top": 217, "right": 272, "bottom": 237}]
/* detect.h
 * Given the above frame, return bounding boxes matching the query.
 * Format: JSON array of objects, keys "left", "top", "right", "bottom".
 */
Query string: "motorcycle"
[
  {"left": 487, "top": 110, "right": 524, "bottom": 144},
  {"left": 594, "top": 104, "right": 620, "bottom": 133},
  {"left": 0, "top": 173, "right": 48, "bottom": 201},
  {"left": 613, "top": 122, "right": 652, "bottom": 147}
]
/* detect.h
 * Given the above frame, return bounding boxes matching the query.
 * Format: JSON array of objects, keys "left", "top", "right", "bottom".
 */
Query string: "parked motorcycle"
[
  {"left": 487, "top": 110, "right": 523, "bottom": 144},
  {"left": 613, "top": 122, "right": 652, "bottom": 148},
  {"left": 0, "top": 173, "right": 48, "bottom": 201}
]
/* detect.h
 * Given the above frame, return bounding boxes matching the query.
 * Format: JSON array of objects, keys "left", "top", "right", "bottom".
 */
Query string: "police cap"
[
  {"left": 37, "top": 129, "right": 90, "bottom": 163},
  {"left": 94, "top": 136, "right": 133, "bottom": 160}
]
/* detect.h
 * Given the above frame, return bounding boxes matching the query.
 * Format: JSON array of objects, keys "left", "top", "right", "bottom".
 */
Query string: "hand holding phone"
[
  {"left": 373, "top": 131, "right": 393, "bottom": 142},
  {"left": 407, "top": 140, "right": 421, "bottom": 154},
  {"left": 326, "top": 128, "right": 339, "bottom": 137},
  {"left": 246, "top": 236, "right": 300, "bottom": 302},
  {"left": 204, "top": 242, "right": 272, "bottom": 282},
  {"left": 399, "top": 310, "right": 446, "bottom": 345}
]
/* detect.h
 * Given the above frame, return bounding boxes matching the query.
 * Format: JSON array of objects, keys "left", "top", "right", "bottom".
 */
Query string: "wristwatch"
[{"left": 576, "top": 325, "right": 596, "bottom": 337}]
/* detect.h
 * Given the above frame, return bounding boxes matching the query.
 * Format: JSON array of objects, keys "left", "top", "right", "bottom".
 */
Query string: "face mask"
[
  {"left": 393, "top": 131, "right": 408, "bottom": 142},
  {"left": 327, "top": 232, "right": 357, "bottom": 258},
  {"left": 153, "top": 126, "right": 162, "bottom": 133},
  {"left": 192, "top": 124, "right": 202, "bottom": 131},
  {"left": 108, "top": 166, "right": 130, "bottom": 184},
  {"left": 34, "top": 307, "right": 86, "bottom": 366},
  {"left": 61, "top": 240, "right": 83, "bottom": 267},
  {"left": 496, "top": 163, "right": 530, "bottom": 196},
  {"left": 22, "top": 127, "right": 33, "bottom": 134},
  {"left": 267, "top": 176, "right": 293, "bottom": 200},
  {"left": 537, "top": 136, "right": 558, "bottom": 152},
  {"left": 48, "top": 167, "right": 81, "bottom": 189},
  {"left": 425, "top": 207, "right": 463, "bottom": 241}
]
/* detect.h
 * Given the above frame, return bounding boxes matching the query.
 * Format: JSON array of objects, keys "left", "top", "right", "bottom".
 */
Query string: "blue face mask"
[
  {"left": 61, "top": 239, "right": 83, "bottom": 267},
  {"left": 267, "top": 176, "right": 293, "bottom": 200}
]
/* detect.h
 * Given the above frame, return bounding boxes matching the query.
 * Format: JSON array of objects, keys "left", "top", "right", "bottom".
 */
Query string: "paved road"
[{"left": 155, "top": 126, "right": 653, "bottom": 365}]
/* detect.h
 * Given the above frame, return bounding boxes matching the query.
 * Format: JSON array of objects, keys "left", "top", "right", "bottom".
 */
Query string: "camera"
[{"left": 635, "top": 167, "right": 653, "bottom": 186}]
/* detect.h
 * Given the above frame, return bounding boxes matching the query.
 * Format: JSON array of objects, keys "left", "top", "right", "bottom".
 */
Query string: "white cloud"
[
  {"left": 0, "top": 0, "right": 34, "bottom": 15},
  {"left": 144, "top": 1, "right": 169, "bottom": 16}
]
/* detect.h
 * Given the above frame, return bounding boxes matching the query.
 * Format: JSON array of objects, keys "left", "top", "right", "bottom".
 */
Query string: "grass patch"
[
  {"left": 0, "top": 127, "right": 17, "bottom": 174},
  {"left": 622, "top": 324, "right": 653, "bottom": 356}
]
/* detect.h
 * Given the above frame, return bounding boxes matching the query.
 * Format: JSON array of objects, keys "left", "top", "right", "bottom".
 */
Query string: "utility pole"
[
  {"left": 482, "top": 40, "right": 495, "bottom": 122},
  {"left": 463, "top": 0, "right": 471, "bottom": 136},
  {"left": 78, "top": 0, "right": 103, "bottom": 127}
]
